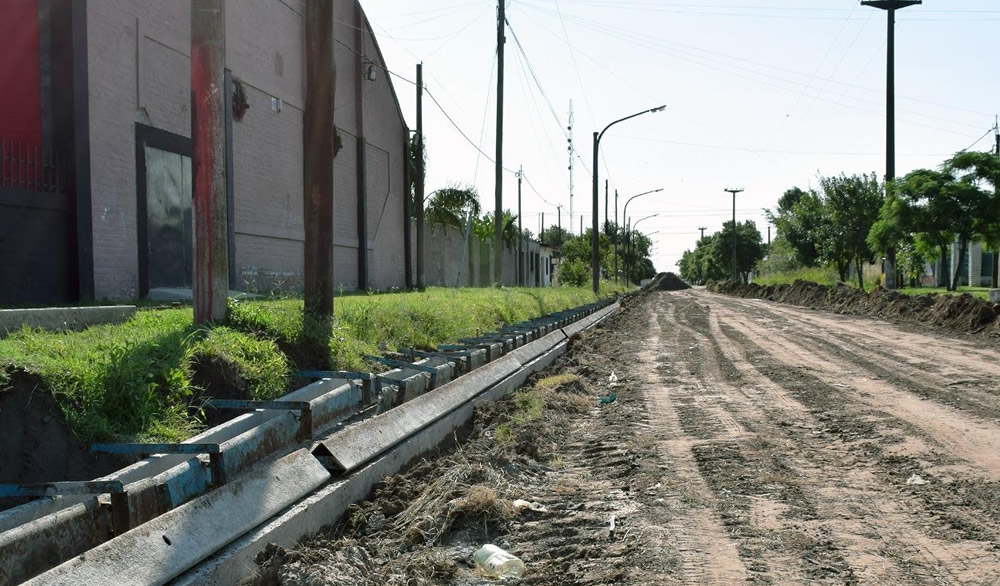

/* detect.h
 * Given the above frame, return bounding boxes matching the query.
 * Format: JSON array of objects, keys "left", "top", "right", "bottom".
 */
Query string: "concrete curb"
[
  {"left": 0, "top": 306, "right": 136, "bottom": 336},
  {"left": 27, "top": 449, "right": 329, "bottom": 586}
]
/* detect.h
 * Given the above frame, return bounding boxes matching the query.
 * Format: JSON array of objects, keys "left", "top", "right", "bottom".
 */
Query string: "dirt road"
[
  {"left": 254, "top": 288, "right": 1000, "bottom": 585},
  {"left": 640, "top": 288, "right": 1000, "bottom": 585}
]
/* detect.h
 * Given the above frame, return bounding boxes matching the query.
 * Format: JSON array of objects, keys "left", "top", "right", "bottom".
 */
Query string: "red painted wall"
[{"left": 0, "top": 0, "right": 43, "bottom": 144}]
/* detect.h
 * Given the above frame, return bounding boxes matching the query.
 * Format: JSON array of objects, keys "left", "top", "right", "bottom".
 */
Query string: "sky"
[{"left": 360, "top": 0, "right": 999, "bottom": 273}]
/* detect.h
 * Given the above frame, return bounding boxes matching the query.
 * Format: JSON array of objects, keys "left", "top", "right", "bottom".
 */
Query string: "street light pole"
[
  {"left": 725, "top": 187, "right": 743, "bottom": 281},
  {"left": 592, "top": 105, "right": 666, "bottom": 295},
  {"left": 619, "top": 187, "right": 662, "bottom": 287},
  {"left": 627, "top": 213, "right": 658, "bottom": 285},
  {"left": 614, "top": 189, "right": 618, "bottom": 284},
  {"left": 862, "top": 0, "right": 920, "bottom": 290}
]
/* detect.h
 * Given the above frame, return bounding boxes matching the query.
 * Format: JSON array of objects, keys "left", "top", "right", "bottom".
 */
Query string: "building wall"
[
  {"left": 84, "top": 0, "right": 407, "bottom": 299},
  {"left": 0, "top": 0, "right": 43, "bottom": 144}
]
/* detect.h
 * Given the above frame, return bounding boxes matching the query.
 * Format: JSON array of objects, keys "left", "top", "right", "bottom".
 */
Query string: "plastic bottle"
[{"left": 473, "top": 544, "right": 526, "bottom": 578}]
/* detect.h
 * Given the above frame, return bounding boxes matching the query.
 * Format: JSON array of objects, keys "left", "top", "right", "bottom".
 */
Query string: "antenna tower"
[{"left": 567, "top": 99, "right": 575, "bottom": 228}]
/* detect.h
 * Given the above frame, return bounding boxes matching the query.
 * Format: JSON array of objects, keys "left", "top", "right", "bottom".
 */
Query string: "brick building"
[{"left": 0, "top": 0, "right": 410, "bottom": 303}]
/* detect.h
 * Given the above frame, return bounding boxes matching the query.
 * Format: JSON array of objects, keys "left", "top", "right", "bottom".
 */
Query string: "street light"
[
  {"left": 626, "top": 213, "right": 658, "bottom": 285},
  {"left": 617, "top": 188, "right": 662, "bottom": 284},
  {"left": 592, "top": 105, "right": 666, "bottom": 294}
]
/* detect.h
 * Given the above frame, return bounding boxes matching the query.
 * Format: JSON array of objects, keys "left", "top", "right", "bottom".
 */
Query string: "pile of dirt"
[
  {"left": 708, "top": 279, "right": 1000, "bottom": 335},
  {"left": 654, "top": 272, "right": 692, "bottom": 291}
]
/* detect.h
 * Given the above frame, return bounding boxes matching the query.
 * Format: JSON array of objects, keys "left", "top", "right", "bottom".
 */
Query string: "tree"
[
  {"left": 472, "top": 210, "right": 520, "bottom": 246},
  {"left": 540, "top": 224, "right": 572, "bottom": 247},
  {"left": 680, "top": 223, "right": 763, "bottom": 284},
  {"left": 868, "top": 191, "right": 917, "bottom": 288},
  {"left": 425, "top": 184, "right": 480, "bottom": 229},
  {"left": 819, "top": 173, "right": 883, "bottom": 290},
  {"left": 896, "top": 156, "right": 997, "bottom": 290},
  {"left": 948, "top": 151, "right": 1000, "bottom": 287},
  {"left": 765, "top": 188, "right": 827, "bottom": 267},
  {"left": 714, "top": 220, "right": 765, "bottom": 283}
]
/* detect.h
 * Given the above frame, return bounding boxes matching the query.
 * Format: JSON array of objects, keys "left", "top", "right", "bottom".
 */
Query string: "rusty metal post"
[
  {"left": 191, "top": 0, "right": 229, "bottom": 323},
  {"left": 303, "top": 0, "right": 335, "bottom": 317}
]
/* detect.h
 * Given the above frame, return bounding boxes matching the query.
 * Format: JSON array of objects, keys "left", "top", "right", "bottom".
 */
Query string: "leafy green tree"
[
  {"left": 472, "top": 210, "right": 520, "bottom": 247},
  {"left": 819, "top": 173, "right": 883, "bottom": 289},
  {"left": 714, "top": 220, "right": 765, "bottom": 283},
  {"left": 949, "top": 151, "right": 1000, "bottom": 287},
  {"left": 755, "top": 234, "right": 802, "bottom": 276},
  {"left": 868, "top": 190, "right": 915, "bottom": 288},
  {"left": 558, "top": 258, "right": 589, "bottom": 287},
  {"left": 426, "top": 185, "right": 481, "bottom": 229},
  {"left": 765, "top": 188, "right": 827, "bottom": 267},
  {"left": 541, "top": 224, "right": 572, "bottom": 247},
  {"left": 896, "top": 156, "right": 997, "bottom": 290}
]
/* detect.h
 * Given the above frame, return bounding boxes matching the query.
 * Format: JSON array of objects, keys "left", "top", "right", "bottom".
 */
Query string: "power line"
[{"left": 960, "top": 127, "right": 998, "bottom": 153}]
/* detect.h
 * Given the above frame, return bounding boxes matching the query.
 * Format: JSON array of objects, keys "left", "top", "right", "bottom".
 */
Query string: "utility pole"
[
  {"left": 995, "top": 115, "right": 999, "bottom": 157},
  {"left": 767, "top": 225, "right": 771, "bottom": 249},
  {"left": 517, "top": 166, "right": 523, "bottom": 286},
  {"left": 698, "top": 226, "right": 707, "bottom": 240},
  {"left": 994, "top": 117, "right": 999, "bottom": 288},
  {"left": 191, "top": 0, "right": 229, "bottom": 323},
  {"left": 541, "top": 212, "right": 545, "bottom": 245},
  {"left": 493, "top": 0, "right": 505, "bottom": 286},
  {"left": 580, "top": 215, "right": 583, "bottom": 236},
  {"left": 862, "top": 0, "right": 920, "bottom": 290},
  {"left": 604, "top": 179, "right": 608, "bottom": 235},
  {"left": 725, "top": 188, "right": 744, "bottom": 282},
  {"left": 415, "top": 63, "right": 425, "bottom": 290},
  {"left": 614, "top": 189, "right": 619, "bottom": 284},
  {"left": 557, "top": 205, "right": 562, "bottom": 246}
]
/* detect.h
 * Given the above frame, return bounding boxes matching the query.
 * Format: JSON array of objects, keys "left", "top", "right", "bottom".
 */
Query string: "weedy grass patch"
[{"left": 1, "top": 286, "right": 606, "bottom": 443}]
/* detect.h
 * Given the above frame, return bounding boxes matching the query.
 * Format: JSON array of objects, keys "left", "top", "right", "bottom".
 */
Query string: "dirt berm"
[
  {"left": 651, "top": 272, "right": 691, "bottom": 291},
  {"left": 708, "top": 279, "right": 1000, "bottom": 335}
]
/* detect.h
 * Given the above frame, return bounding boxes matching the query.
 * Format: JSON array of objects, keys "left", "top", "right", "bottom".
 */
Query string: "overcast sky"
[{"left": 360, "top": 0, "right": 999, "bottom": 272}]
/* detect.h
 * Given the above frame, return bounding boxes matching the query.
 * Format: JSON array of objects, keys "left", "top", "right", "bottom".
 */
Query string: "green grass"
[
  {"left": 899, "top": 286, "right": 990, "bottom": 300},
  {"left": 0, "top": 286, "right": 607, "bottom": 443}
]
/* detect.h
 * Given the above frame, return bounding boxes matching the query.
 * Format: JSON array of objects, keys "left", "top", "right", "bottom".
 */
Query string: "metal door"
[{"left": 144, "top": 146, "right": 192, "bottom": 289}]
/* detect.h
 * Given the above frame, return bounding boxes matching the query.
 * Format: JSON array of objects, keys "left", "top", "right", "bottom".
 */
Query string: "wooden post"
[
  {"left": 303, "top": 0, "right": 335, "bottom": 317},
  {"left": 191, "top": 0, "right": 229, "bottom": 323}
]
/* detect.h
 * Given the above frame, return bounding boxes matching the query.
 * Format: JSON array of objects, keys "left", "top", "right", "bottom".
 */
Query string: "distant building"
[{"left": 0, "top": 0, "right": 409, "bottom": 304}]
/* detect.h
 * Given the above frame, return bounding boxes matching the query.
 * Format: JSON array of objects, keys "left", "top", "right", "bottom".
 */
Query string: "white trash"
[
  {"left": 474, "top": 544, "right": 526, "bottom": 578},
  {"left": 906, "top": 474, "right": 927, "bottom": 485}
]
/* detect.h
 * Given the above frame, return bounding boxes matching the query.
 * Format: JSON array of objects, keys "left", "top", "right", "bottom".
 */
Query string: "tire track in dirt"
[
  {"left": 709, "top": 298, "right": 1000, "bottom": 481},
  {"left": 684, "top": 291, "right": 1000, "bottom": 584},
  {"left": 639, "top": 301, "right": 750, "bottom": 585},
  {"left": 648, "top": 295, "right": 856, "bottom": 584},
  {"left": 728, "top": 297, "right": 1000, "bottom": 416},
  {"left": 710, "top": 318, "right": 1000, "bottom": 585}
]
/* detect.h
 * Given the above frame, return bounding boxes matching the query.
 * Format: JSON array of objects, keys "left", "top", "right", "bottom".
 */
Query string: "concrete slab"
[
  {"left": 26, "top": 449, "right": 329, "bottom": 586},
  {"left": 0, "top": 305, "right": 136, "bottom": 335}
]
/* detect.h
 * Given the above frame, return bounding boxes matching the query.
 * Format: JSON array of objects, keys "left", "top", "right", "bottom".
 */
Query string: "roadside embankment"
[
  {"left": 0, "top": 287, "right": 612, "bottom": 486},
  {"left": 708, "top": 279, "right": 1000, "bottom": 336}
]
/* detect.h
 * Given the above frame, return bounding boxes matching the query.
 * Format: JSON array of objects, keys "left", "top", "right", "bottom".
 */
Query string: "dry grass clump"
[{"left": 393, "top": 462, "right": 515, "bottom": 546}]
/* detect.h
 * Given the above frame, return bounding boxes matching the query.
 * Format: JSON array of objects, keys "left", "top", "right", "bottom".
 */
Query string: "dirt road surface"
[{"left": 254, "top": 289, "right": 1000, "bottom": 585}]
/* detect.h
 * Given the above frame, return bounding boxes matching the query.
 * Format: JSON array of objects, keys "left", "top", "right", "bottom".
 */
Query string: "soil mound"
[
  {"left": 709, "top": 279, "right": 1000, "bottom": 336},
  {"left": 655, "top": 272, "right": 692, "bottom": 291}
]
